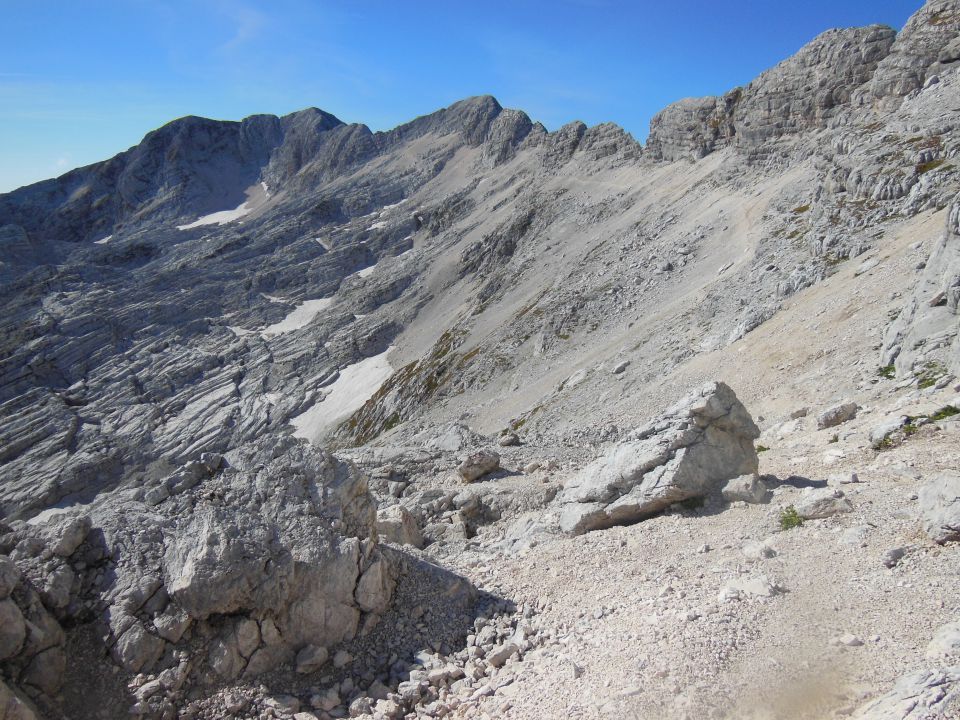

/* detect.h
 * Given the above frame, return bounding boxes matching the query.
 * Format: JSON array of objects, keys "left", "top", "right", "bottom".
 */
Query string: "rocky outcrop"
[
  {"left": 647, "top": 24, "right": 896, "bottom": 160},
  {"left": 556, "top": 382, "right": 760, "bottom": 534},
  {"left": 918, "top": 472, "right": 960, "bottom": 543},
  {"left": 857, "top": 0, "right": 960, "bottom": 108},
  {"left": 882, "top": 192, "right": 960, "bottom": 377},
  {"left": 854, "top": 665, "right": 960, "bottom": 718},
  {"left": 0, "top": 437, "right": 394, "bottom": 714},
  {"left": 733, "top": 25, "right": 896, "bottom": 148},
  {"left": 645, "top": 93, "right": 739, "bottom": 162}
]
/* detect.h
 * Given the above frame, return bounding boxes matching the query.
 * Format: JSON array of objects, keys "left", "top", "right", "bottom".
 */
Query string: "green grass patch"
[
  {"left": 916, "top": 361, "right": 946, "bottom": 389},
  {"left": 916, "top": 158, "right": 948, "bottom": 175},
  {"left": 791, "top": 204, "right": 811, "bottom": 214},
  {"left": 780, "top": 506, "right": 803, "bottom": 531},
  {"left": 931, "top": 405, "right": 960, "bottom": 422},
  {"left": 877, "top": 364, "right": 896, "bottom": 380},
  {"left": 756, "top": 445, "right": 769, "bottom": 453}
]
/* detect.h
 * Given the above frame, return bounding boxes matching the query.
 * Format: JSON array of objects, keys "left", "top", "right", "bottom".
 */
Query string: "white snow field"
[
  {"left": 260, "top": 297, "right": 334, "bottom": 338},
  {"left": 290, "top": 347, "right": 394, "bottom": 443},
  {"left": 176, "top": 181, "right": 269, "bottom": 230}
]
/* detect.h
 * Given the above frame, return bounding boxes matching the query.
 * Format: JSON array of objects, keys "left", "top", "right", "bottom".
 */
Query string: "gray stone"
[
  {"left": 853, "top": 666, "right": 960, "bottom": 719},
  {"left": 927, "top": 621, "right": 960, "bottom": 660},
  {"left": 817, "top": 401, "right": 859, "bottom": 429},
  {"left": 919, "top": 472, "right": 960, "bottom": 544},
  {"left": 558, "top": 382, "right": 759, "bottom": 534},
  {"left": 0, "top": 599, "right": 26, "bottom": 660},
  {"left": 113, "top": 623, "right": 165, "bottom": 674},
  {"left": 795, "top": 488, "right": 853, "bottom": 519},
  {"left": 0, "top": 557, "right": 20, "bottom": 599},
  {"left": 457, "top": 449, "right": 501, "bottom": 483},
  {"left": 295, "top": 644, "right": 329, "bottom": 674},
  {"left": 376, "top": 504, "right": 424, "bottom": 548},
  {"left": 870, "top": 416, "right": 909, "bottom": 448},
  {"left": 721, "top": 474, "right": 771, "bottom": 504}
]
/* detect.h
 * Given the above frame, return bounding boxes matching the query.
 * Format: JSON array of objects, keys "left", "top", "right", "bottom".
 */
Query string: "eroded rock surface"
[{"left": 557, "top": 382, "right": 759, "bottom": 534}]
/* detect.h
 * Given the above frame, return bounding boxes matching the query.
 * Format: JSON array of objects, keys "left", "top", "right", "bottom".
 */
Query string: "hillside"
[{"left": 1, "top": 2, "right": 959, "bottom": 719}]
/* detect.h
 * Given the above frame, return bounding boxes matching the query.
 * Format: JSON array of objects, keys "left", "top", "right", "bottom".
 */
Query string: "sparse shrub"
[
  {"left": 792, "top": 204, "right": 811, "bottom": 214},
  {"left": 780, "top": 506, "right": 803, "bottom": 531},
  {"left": 916, "top": 361, "right": 946, "bottom": 389},
  {"left": 828, "top": 434, "right": 839, "bottom": 444},
  {"left": 877, "top": 364, "right": 896, "bottom": 379},
  {"left": 916, "top": 158, "right": 948, "bottom": 176},
  {"left": 931, "top": 405, "right": 960, "bottom": 422},
  {"left": 756, "top": 445, "right": 769, "bottom": 453}
]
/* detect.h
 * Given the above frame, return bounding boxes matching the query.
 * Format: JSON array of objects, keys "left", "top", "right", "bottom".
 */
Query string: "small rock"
[
  {"left": 926, "top": 621, "right": 960, "bottom": 660},
  {"left": 721, "top": 474, "right": 770, "bottom": 504},
  {"left": 485, "top": 642, "right": 519, "bottom": 668},
  {"left": 332, "top": 650, "right": 353, "bottom": 669},
  {"left": 296, "top": 644, "right": 329, "bottom": 674},
  {"left": 882, "top": 546, "right": 907, "bottom": 569},
  {"left": 817, "top": 401, "right": 859, "bottom": 430},
  {"left": 834, "top": 633, "right": 864, "bottom": 647},
  {"left": 795, "top": 488, "right": 853, "bottom": 519},
  {"left": 457, "top": 450, "right": 501, "bottom": 483},
  {"left": 742, "top": 541, "right": 777, "bottom": 562},
  {"left": 498, "top": 432, "right": 520, "bottom": 447},
  {"left": 611, "top": 360, "right": 630, "bottom": 375}
]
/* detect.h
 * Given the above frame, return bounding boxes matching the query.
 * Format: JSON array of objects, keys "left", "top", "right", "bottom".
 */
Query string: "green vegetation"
[
  {"left": 779, "top": 506, "right": 803, "bottom": 531},
  {"left": 931, "top": 405, "right": 960, "bottom": 422},
  {"left": 756, "top": 445, "right": 769, "bottom": 453},
  {"left": 916, "top": 158, "right": 948, "bottom": 176},
  {"left": 791, "top": 204, "right": 811, "bottom": 214},
  {"left": 877, "top": 364, "right": 896, "bottom": 380},
  {"left": 828, "top": 434, "right": 839, "bottom": 444},
  {"left": 916, "top": 361, "right": 946, "bottom": 389}
]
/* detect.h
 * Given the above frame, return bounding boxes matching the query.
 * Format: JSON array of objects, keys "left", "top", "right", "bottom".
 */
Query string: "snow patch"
[
  {"left": 177, "top": 202, "right": 253, "bottom": 230},
  {"left": 94, "top": 235, "right": 113, "bottom": 245},
  {"left": 261, "top": 297, "right": 333, "bottom": 338},
  {"left": 177, "top": 182, "right": 270, "bottom": 230},
  {"left": 367, "top": 221, "right": 388, "bottom": 231},
  {"left": 357, "top": 264, "right": 377, "bottom": 278},
  {"left": 227, "top": 326, "right": 255, "bottom": 337},
  {"left": 291, "top": 347, "right": 394, "bottom": 443}
]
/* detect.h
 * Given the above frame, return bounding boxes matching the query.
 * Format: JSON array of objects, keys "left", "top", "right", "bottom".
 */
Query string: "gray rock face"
[
  {"left": 0, "top": 436, "right": 393, "bottom": 710},
  {"left": 557, "top": 382, "right": 759, "bottom": 534},
  {"left": 646, "top": 94, "right": 739, "bottom": 162},
  {"left": 853, "top": 665, "right": 960, "bottom": 719},
  {"left": 918, "top": 472, "right": 960, "bottom": 543},
  {"left": 857, "top": 0, "right": 960, "bottom": 108},
  {"left": 734, "top": 25, "right": 897, "bottom": 148},
  {"left": 647, "top": 24, "right": 896, "bottom": 160},
  {"left": 883, "top": 193, "right": 960, "bottom": 378}
]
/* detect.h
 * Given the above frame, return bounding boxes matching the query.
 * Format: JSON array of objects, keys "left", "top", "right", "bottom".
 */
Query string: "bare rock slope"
[{"left": 1, "top": 1, "right": 960, "bottom": 718}]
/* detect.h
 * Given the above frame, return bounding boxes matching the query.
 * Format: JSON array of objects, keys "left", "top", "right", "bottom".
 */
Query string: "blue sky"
[{"left": 0, "top": 0, "right": 920, "bottom": 193}]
